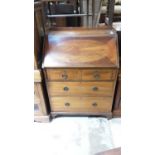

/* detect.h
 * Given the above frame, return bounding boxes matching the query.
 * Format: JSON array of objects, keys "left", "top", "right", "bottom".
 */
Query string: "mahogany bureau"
[{"left": 43, "top": 27, "right": 119, "bottom": 118}]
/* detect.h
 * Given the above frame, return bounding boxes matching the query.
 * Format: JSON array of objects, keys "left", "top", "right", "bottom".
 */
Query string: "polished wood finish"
[
  {"left": 82, "top": 69, "right": 117, "bottom": 81},
  {"left": 47, "top": 81, "right": 114, "bottom": 96},
  {"left": 43, "top": 27, "right": 119, "bottom": 118},
  {"left": 46, "top": 69, "right": 81, "bottom": 81},
  {"left": 43, "top": 28, "right": 119, "bottom": 68},
  {"left": 45, "top": 68, "right": 117, "bottom": 81},
  {"left": 34, "top": 12, "right": 41, "bottom": 69},
  {"left": 50, "top": 97, "right": 112, "bottom": 112}
]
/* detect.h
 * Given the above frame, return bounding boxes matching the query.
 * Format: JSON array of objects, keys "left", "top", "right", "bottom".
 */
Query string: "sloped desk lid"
[{"left": 43, "top": 27, "right": 119, "bottom": 68}]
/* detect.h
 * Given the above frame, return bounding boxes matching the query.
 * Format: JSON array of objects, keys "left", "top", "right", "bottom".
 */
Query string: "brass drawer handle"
[
  {"left": 65, "top": 102, "right": 70, "bottom": 106},
  {"left": 94, "top": 73, "right": 100, "bottom": 80},
  {"left": 92, "top": 102, "right": 97, "bottom": 107},
  {"left": 93, "top": 71, "right": 100, "bottom": 80},
  {"left": 62, "top": 74, "right": 68, "bottom": 80},
  {"left": 64, "top": 86, "right": 69, "bottom": 91},
  {"left": 92, "top": 86, "right": 98, "bottom": 91}
]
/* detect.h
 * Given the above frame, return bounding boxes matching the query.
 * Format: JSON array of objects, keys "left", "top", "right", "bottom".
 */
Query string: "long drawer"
[
  {"left": 47, "top": 81, "right": 114, "bottom": 96},
  {"left": 45, "top": 69, "right": 116, "bottom": 81},
  {"left": 50, "top": 97, "right": 112, "bottom": 112}
]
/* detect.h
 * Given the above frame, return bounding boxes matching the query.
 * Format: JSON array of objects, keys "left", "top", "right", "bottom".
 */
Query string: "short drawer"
[
  {"left": 45, "top": 69, "right": 81, "bottom": 81},
  {"left": 50, "top": 97, "right": 112, "bottom": 112},
  {"left": 47, "top": 81, "right": 114, "bottom": 97},
  {"left": 82, "top": 69, "right": 117, "bottom": 81}
]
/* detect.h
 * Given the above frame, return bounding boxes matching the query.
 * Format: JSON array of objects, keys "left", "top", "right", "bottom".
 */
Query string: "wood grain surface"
[
  {"left": 43, "top": 27, "right": 119, "bottom": 117},
  {"left": 43, "top": 28, "right": 119, "bottom": 68},
  {"left": 82, "top": 69, "right": 117, "bottom": 81},
  {"left": 46, "top": 69, "right": 81, "bottom": 81},
  {"left": 50, "top": 97, "right": 112, "bottom": 112},
  {"left": 45, "top": 68, "right": 117, "bottom": 81},
  {"left": 47, "top": 81, "right": 114, "bottom": 97}
]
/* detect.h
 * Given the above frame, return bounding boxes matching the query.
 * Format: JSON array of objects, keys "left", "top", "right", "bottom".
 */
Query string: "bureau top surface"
[{"left": 43, "top": 27, "right": 119, "bottom": 68}]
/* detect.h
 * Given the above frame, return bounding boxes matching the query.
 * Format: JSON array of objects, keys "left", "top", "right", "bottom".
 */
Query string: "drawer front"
[
  {"left": 82, "top": 69, "right": 116, "bottom": 81},
  {"left": 50, "top": 97, "right": 112, "bottom": 112},
  {"left": 46, "top": 69, "right": 81, "bottom": 81},
  {"left": 47, "top": 81, "right": 114, "bottom": 96}
]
